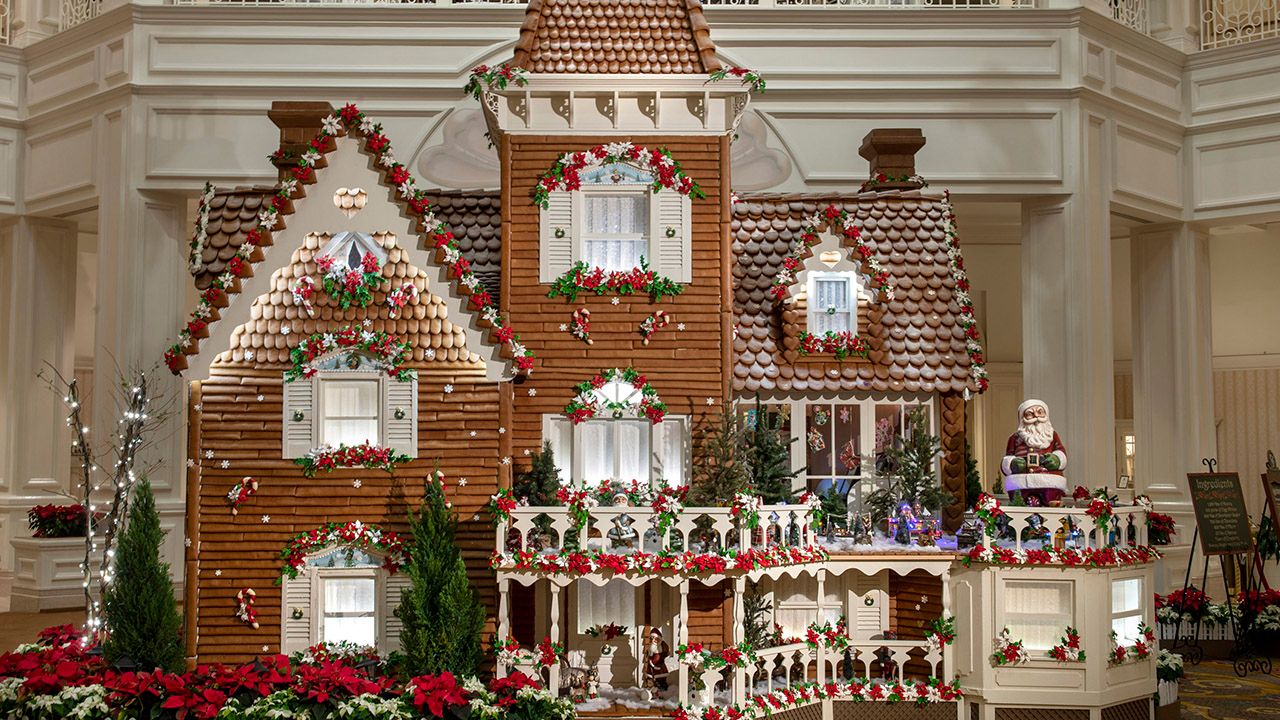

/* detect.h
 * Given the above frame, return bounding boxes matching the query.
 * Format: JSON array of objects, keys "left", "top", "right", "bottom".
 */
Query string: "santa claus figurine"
[{"left": 1000, "top": 399, "right": 1068, "bottom": 506}]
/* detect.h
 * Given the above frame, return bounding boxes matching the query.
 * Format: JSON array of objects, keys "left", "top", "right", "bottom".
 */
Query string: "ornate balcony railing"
[
  {"left": 1201, "top": 0, "right": 1280, "bottom": 48},
  {"left": 60, "top": 0, "right": 100, "bottom": 30},
  {"left": 980, "top": 505, "right": 1150, "bottom": 551},
  {"left": 1109, "top": 0, "right": 1149, "bottom": 33},
  {"left": 494, "top": 502, "right": 819, "bottom": 567}
]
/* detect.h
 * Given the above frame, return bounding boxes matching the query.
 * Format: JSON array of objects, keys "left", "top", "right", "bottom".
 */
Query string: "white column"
[
  {"left": 497, "top": 577, "right": 511, "bottom": 676},
  {"left": 1022, "top": 115, "right": 1117, "bottom": 489},
  {"left": 0, "top": 217, "right": 78, "bottom": 575},
  {"left": 1130, "top": 223, "right": 1215, "bottom": 592},
  {"left": 815, "top": 569, "right": 826, "bottom": 685},
  {"left": 548, "top": 581, "right": 561, "bottom": 697},
  {"left": 678, "top": 580, "right": 689, "bottom": 704}
]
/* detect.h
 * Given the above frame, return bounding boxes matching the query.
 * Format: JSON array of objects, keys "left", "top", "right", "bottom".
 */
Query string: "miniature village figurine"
[
  {"left": 642, "top": 627, "right": 671, "bottom": 694},
  {"left": 854, "top": 512, "right": 875, "bottom": 545},
  {"left": 1000, "top": 399, "right": 1068, "bottom": 506}
]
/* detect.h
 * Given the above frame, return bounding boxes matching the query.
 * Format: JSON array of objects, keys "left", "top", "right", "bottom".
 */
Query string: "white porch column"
[
  {"left": 548, "top": 581, "right": 561, "bottom": 696},
  {"left": 1130, "top": 224, "right": 1215, "bottom": 592},
  {"left": 0, "top": 217, "right": 78, "bottom": 578},
  {"left": 814, "top": 569, "right": 826, "bottom": 685},
  {"left": 1022, "top": 165, "right": 1117, "bottom": 488},
  {"left": 678, "top": 580, "right": 689, "bottom": 704},
  {"left": 497, "top": 577, "right": 511, "bottom": 678}
]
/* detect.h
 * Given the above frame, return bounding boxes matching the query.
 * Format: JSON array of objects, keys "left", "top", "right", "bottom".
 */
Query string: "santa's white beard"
[
  {"left": 1018, "top": 419, "right": 1055, "bottom": 449},
  {"left": 648, "top": 642, "right": 662, "bottom": 655}
]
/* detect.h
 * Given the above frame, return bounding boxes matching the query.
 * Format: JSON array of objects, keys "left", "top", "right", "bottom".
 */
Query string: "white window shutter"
[
  {"left": 540, "top": 191, "right": 576, "bottom": 282},
  {"left": 653, "top": 192, "right": 691, "bottom": 283},
  {"left": 543, "top": 415, "right": 574, "bottom": 484},
  {"left": 382, "top": 573, "right": 411, "bottom": 654},
  {"left": 282, "top": 377, "right": 316, "bottom": 459},
  {"left": 851, "top": 574, "right": 890, "bottom": 640},
  {"left": 280, "top": 573, "right": 313, "bottom": 655},
  {"left": 652, "top": 415, "right": 689, "bottom": 487},
  {"left": 383, "top": 378, "right": 418, "bottom": 459}
]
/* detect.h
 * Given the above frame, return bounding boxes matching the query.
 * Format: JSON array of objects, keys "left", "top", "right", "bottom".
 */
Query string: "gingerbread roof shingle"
[
  {"left": 732, "top": 191, "right": 983, "bottom": 396},
  {"left": 220, "top": 232, "right": 479, "bottom": 366},
  {"left": 512, "top": 0, "right": 721, "bottom": 74},
  {"left": 192, "top": 189, "right": 502, "bottom": 304}
]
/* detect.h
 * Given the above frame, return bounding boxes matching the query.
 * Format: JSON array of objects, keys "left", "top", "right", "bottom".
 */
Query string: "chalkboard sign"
[
  {"left": 1264, "top": 469, "right": 1280, "bottom": 525},
  {"left": 1187, "top": 473, "right": 1253, "bottom": 556}
]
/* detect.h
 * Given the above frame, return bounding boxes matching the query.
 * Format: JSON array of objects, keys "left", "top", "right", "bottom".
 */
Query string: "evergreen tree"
[
  {"left": 515, "top": 441, "right": 560, "bottom": 505},
  {"left": 398, "top": 472, "right": 486, "bottom": 676},
  {"left": 688, "top": 411, "right": 749, "bottom": 506},
  {"left": 964, "top": 441, "right": 983, "bottom": 509},
  {"left": 863, "top": 407, "right": 952, "bottom": 527},
  {"left": 101, "top": 477, "right": 184, "bottom": 672},
  {"left": 742, "top": 580, "right": 772, "bottom": 649},
  {"left": 744, "top": 397, "right": 798, "bottom": 504}
]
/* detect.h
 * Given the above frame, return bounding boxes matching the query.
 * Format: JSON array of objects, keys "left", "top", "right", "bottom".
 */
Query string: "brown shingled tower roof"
[{"left": 512, "top": 0, "right": 721, "bottom": 74}]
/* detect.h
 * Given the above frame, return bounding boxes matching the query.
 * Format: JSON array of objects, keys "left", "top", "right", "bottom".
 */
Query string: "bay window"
[{"left": 1002, "top": 579, "right": 1074, "bottom": 651}]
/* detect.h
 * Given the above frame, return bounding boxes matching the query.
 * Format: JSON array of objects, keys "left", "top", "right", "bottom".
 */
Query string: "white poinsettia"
[
  {"left": 302, "top": 149, "right": 321, "bottom": 166},
  {"left": 321, "top": 114, "right": 342, "bottom": 135},
  {"left": 359, "top": 117, "right": 376, "bottom": 135}
]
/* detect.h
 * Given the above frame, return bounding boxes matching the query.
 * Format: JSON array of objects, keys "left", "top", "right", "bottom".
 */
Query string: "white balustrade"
[
  {"left": 734, "top": 637, "right": 941, "bottom": 706},
  {"left": 495, "top": 503, "right": 818, "bottom": 561},
  {"left": 980, "top": 505, "right": 1150, "bottom": 552},
  {"left": 60, "top": 0, "right": 99, "bottom": 30},
  {"left": 1200, "top": 0, "right": 1280, "bottom": 49},
  {"left": 1109, "top": 0, "right": 1149, "bottom": 33},
  {"left": 702, "top": 0, "right": 1034, "bottom": 6}
]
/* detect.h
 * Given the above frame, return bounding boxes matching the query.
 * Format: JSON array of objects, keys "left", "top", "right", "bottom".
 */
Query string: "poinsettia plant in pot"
[{"left": 27, "top": 504, "right": 98, "bottom": 538}]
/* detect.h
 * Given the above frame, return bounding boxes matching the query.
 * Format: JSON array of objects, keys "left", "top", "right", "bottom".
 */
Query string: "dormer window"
[
  {"left": 539, "top": 161, "right": 691, "bottom": 283},
  {"left": 809, "top": 272, "right": 857, "bottom": 335},
  {"left": 321, "top": 231, "right": 387, "bottom": 269}
]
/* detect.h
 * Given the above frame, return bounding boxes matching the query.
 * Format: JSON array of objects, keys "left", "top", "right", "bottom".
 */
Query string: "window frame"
[
  {"left": 743, "top": 397, "right": 936, "bottom": 508},
  {"left": 998, "top": 577, "right": 1075, "bottom": 653},
  {"left": 309, "top": 564, "right": 385, "bottom": 651},
  {"left": 543, "top": 414, "right": 690, "bottom": 488},
  {"left": 1109, "top": 574, "right": 1146, "bottom": 646},
  {"left": 577, "top": 184, "right": 655, "bottom": 273},
  {"left": 316, "top": 374, "right": 384, "bottom": 448},
  {"left": 574, "top": 579, "right": 638, "bottom": 634},
  {"left": 808, "top": 271, "right": 858, "bottom": 336}
]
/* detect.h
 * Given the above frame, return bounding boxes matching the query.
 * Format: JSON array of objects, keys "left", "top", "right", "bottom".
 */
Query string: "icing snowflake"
[
  {"left": 220, "top": 460, "right": 231, "bottom": 469},
  {"left": 282, "top": 325, "right": 291, "bottom": 335},
  {"left": 186, "top": 459, "right": 195, "bottom": 468},
  {"left": 524, "top": 449, "right": 531, "bottom": 455},
  {"left": 256, "top": 394, "right": 264, "bottom": 402},
  {"left": 184, "top": 538, "right": 192, "bottom": 548},
  {"left": 443, "top": 384, "right": 454, "bottom": 394},
  {"left": 458, "top": 478, "right": 467, "bottom": 487},
  {"left": 194, "top": 404, "right": 203, "bottom": 412},
  {"left": 205, "top": 450, "right": 214, "bottom": 459},
  {"left": 559, "top": 324, "right": 568, "bottom": 332},
  {"left": 677, "top": 323, "right": 686, "bottom": 331},
  {"left": 611, "top": 297, "right": 620, "bottom": 305},
  {"left": 470, "top": 430, "right": 477, "bottom": 437},
  {"left": 214, "top": 569, "right": 222, "bottom": 577},
  {"left": 501, "top": 457, "right": 511, "bottom": 465},
  {"left": 706, "top": 397, "right": 716, "bottom": 405},
  {"left": 527, "top": 388, "right": 537, "bottom": 397},
  {"left": 353, "top": 479, "right": 362, "bottom": 489},
  {"left": 262, "top": 645, "right": 270, "bottom": 653},
  {"left": 499, "top": 427, "right": 506, "bottom": 434},
  {"left": 261, "top": 515, "right": 271, "bottom": 524},
  {"left": 245, "top": 350, "right": 255, "bottom": 361},
  {"left": 425, "top": 348, "right": 436, "bottom": 360}
]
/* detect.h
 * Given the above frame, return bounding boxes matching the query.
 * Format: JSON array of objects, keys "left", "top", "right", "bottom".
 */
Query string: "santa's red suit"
[{"left": 1000, "top": 432, "right": 1068, "bottom": 494}]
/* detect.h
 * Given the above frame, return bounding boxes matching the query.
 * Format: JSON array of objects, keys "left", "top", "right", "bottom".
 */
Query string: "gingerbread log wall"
[
  {"left": 498, "top": 134, "right": 732, "bottom": 484},
  {"left": 939, "top": 393, "right": 967, "bottom": 532},
  {"left": 190, "top": 366, "right": 500, "bottom": 662}
]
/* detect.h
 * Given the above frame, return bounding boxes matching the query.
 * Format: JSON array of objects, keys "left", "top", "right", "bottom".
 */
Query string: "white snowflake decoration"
[
  {"left": 214, "top": 569, "right": 222, "bottom": 577},
  {"left": 353, "top": 479, "right": 362, "bottom": 489},
  {"left": 424, "top": 348, "right": 436, "bottom": 360},
  {"left": 459, "top": 478, "right": 468, "bottom": 487},
  {"left": 527, "top": 388, "right": 537, "bottom": 397},
  {"left": 245, "top": 350, "right": 255, "bottom": 361},
  {"left": 186, "top": 459, "right": 195, "bottom": 468},
  {"left": 677, "top": 323, "right": 686, "bottom": 331},
  {"left": 611, "top": 297, "right": 620, "bottom": 305},
  {"left": 205, "top": 450, "right": 214, "bottom": 459},
  {"left": 257, "top": 394, "right": 264, "bottom": 402},
  {"left": 443, "top": 384, "right": 454, "bottom": 394},
  {"left": 220, "top": 460, "right": 231, "bottom": 469},
  {"left": 261, "top": 515, "right": 271, "bottom": 524},
  {"left": 282, "top": 325, "right": 292, "bottom": 335}
]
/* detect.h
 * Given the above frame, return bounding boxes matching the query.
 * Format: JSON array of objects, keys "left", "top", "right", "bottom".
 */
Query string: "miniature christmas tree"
[
  {"left": 964, "top": 441, "right": 983, "bottom": 508},
  {"left": 744, "top": 397, "right": 798, "bottom": 504},
  {"left": 101, "top": 477, "right": 184, "bottom": 672},
  {"left": 515, "top": 441, "right": 561, "bottom": 505},
  {"left": 742, "top": 580, "right": 772, "bottom": 649},
  {"left": 863, "top": 407, "right": 951, "bottom": 533},
  {"left": 689, "top": 410, "right": 750, "bottom": 506},
  {"left": 398, "top": 470, "right": 486, "bottom": 676}
]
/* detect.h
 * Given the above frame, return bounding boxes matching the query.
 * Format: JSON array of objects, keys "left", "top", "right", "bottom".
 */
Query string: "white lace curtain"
[
  {"left": 583, "top": 193, "right": 648, "bottom": 272},
  {"left": 321, "top": 577, "right": 376, "bottom": 646},
  {"left": 321, "top": 380, "right": 379, "bottom": 447},
  {"left": 811, "top": 277, "right": 853, "bottom": 334}
]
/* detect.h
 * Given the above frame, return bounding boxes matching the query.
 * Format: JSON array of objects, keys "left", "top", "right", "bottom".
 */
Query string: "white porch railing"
[
  {"left": 1200, "top": 0, "right": 1280, "bottom": 48},
  {"left": 168, "top": 0, "right": 525, "bottom": 4},
  {"left": 496, "top": 504, "right": 818, "bottom": 560},
  {"left": 981, "top": 505, "right": 1150, "bottom": 551},
  {"left": 683, "top": 638, "right": 942, "bottom": 709}
]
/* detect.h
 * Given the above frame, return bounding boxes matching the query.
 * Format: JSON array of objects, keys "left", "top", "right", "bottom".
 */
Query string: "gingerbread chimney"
[
  {"left": 858, "top": 128, "right": 927, "bottom": 190},
  {"left": 267, "top": 101, "right": 335, "bottom": 180}
]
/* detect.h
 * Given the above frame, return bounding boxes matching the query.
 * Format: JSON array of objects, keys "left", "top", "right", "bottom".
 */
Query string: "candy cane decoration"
[
  {"left": 290, "top": 277, "right": 316, "bottom": 317},
  {"left": 235, "top": 588, "right": 260, "bottom": 629},
  {"left": 571, "top": 308, "right": 592, "bottom": 345},
  {"left": 387, "top": 282, "right": 419, "bottom": 318},
  {"left": 639, "top": 310, "right": 671, "bottom": 345}
]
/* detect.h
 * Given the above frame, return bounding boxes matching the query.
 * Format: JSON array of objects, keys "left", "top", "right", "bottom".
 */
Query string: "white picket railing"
[
  {"left": 1200, "top": 0, "right": 1280, "bottom": 48},
  {"left": 497, "top": 503, "right": 818, "bottom": 559},
  {"left": 981, "top": 505, "right": 1150, "bottom": 551}
]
